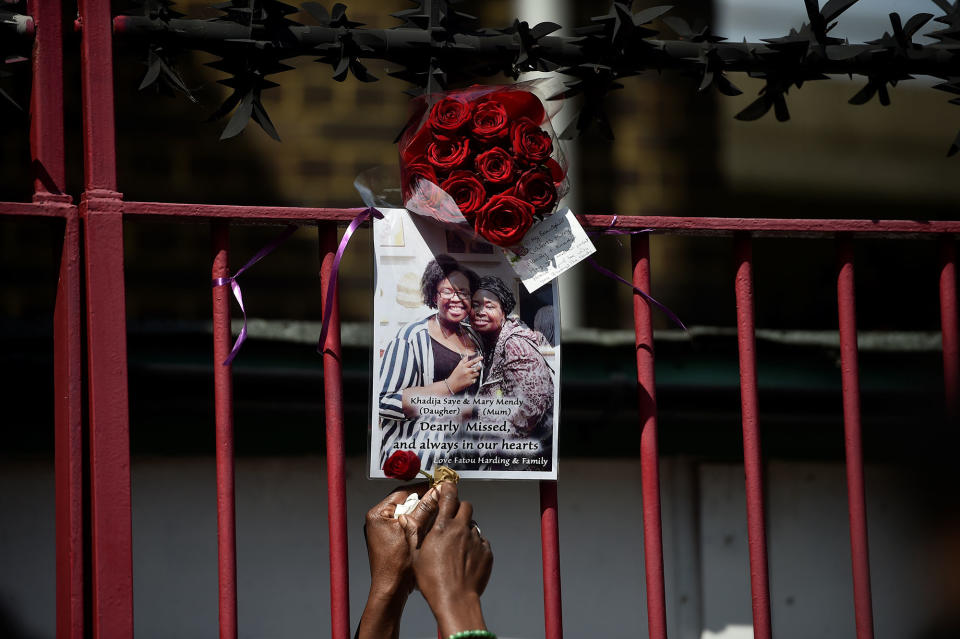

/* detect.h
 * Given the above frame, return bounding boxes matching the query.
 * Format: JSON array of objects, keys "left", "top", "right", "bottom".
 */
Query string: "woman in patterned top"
[
  {"left": 470, "top": 276, "right": 554, "bottom": 451},
  {"left": 378, "top": 254, "right": 484, "bottom": 470}
]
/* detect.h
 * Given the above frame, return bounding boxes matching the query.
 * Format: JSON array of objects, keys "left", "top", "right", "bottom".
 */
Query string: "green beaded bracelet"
[{"left": 447, "top": 631, "right": 496, "bottom": 639}]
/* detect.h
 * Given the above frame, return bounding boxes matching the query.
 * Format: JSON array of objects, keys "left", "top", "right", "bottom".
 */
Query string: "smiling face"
[
  {"left": 470, "top": 289, "right": 506, "bottom": 335},
  {"left": 435, "top": 271, "right": 471, "bottom": 325}
]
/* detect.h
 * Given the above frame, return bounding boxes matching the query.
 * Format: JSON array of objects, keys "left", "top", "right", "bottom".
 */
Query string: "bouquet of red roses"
[{"left": 398, "top": 84, "right": 568, "bottom": 248}]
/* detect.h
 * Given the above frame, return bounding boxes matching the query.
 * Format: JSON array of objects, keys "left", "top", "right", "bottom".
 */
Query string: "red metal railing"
[{"left": 3, "top": 1, "right": 960, "bottom": 638}]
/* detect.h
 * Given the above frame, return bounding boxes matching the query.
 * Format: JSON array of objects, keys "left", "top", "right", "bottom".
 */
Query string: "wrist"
[
  {"left": 368, "top": 576, "right": 410, "bottom": 608},
  {"left": 432, "top": 592, "right": 486, "bottom": 637}
]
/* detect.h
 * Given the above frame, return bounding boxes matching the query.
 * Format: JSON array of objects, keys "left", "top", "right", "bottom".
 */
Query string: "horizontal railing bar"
[
  {"left": 0, "top": 202, "right": 74, "bottom": 217},
  {"left": 120, "top": 202, "right": 960, "bottom": 236},
  {"left": 122, "top": 202, "right": 364, "bottom": 223}
]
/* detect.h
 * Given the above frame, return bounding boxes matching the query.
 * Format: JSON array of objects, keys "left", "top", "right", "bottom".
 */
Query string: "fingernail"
[{"left": 398, "top": 514, "right": 407, "bottom": 527}]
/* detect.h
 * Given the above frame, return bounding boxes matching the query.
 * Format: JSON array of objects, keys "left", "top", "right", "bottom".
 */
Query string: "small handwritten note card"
[{"left": 504, "top": 209, "right": 596, "bottom": 293}]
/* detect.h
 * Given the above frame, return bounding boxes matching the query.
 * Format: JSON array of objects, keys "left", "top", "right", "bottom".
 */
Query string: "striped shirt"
[{"left": 378, "top": 314, "right": 482, "bottom": 470}]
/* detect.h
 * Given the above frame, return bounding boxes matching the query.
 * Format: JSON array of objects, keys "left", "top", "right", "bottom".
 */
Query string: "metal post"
[
  {"left": 836, "top": 237, "right": 875, "bottom": 639},
  {"left": 54, "top": 207, "right": 84, "bottom": 639},
  {"left": 319, "top": 225, "right": 350, "bottom": 639},
  {"left": 733, "top": 233, "right": 773, "bottom": 639},
  {"left": 212, "top": 222, "right": 238, "bottom": 639},
  {"left": 631, "top": 234, "right": 668, "bottom": 639},
  {"left": 939, "top": 237, "right": 959, "bottom": 422},
  {"left": 539, "top": 481, "right": 563, "bottom": 639},
  {"left": 77, "top": 0, "right": 132, "bottom": 637},
  {"left": 28, "top": 1, "right": 84, "bottom": 637}
]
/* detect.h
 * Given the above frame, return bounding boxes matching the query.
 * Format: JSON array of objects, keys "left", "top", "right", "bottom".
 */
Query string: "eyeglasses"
[{"left": 438, "top": 288, "right": 471, "bottom": 300}]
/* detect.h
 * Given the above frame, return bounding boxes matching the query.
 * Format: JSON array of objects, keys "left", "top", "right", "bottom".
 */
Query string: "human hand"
[
  {"left": 364, "top": 484, "right": 440, "bottom": 597},
  {"left": 446, "top": 354, "right": 483, "bottom": 393},
  {"left": 357, "top": 485, "right": 441, "bottom": 639},
  {"left": 401, "top": 482, "right": 492, "bottom": 636}
]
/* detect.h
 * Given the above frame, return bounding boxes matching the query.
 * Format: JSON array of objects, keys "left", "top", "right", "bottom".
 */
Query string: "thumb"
[
  {"left": 400, "top": 487, "right": 440, "bottom": 547},
  {"left": 398, "top": 514, "right": 420, "bottom": 550}
]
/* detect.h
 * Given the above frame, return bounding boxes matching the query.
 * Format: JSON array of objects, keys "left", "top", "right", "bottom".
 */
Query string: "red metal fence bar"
[
  {"left": 212, "top": 223, "right": 239, "bottom": 639},
  {"left": 836, "top": 237, "right": 875, "bottom": 639},
  {"left": 121, "top": 204, "right": 960, "bottom": 236},
  {"left": 54, "top": 207, "right": 84, "bottom": 639},
  {"left": 539, "top": 481, "right": 563, "bottom": 639},
  {"left": 78, "top": 0, "right": 133, "bottom": 637},
  {"left": 631, "top": 234, "right": 668, "bottom": 639},
  {"left": 319, "top": 226, "right": 351, "bottom": 639},
  {"left": 28, "top": 0, "right": 66, "bottom": 202},
  {"left": 21, "top": 3, "right": 84, "bottom": 638},
  {"left": 939, "top": 237, "right": 959, "bottom": 421},
  {"left": 733, "top": 234, "right": 773, "bottom": 639}
]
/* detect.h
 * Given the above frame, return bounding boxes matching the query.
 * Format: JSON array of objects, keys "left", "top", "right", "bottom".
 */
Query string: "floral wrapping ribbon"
[
  {"left": 211, "top": 208, "right": 382, "bottom": 365},
  {"left": 586, "top": 216, "right": 687, "bottom": 330}
]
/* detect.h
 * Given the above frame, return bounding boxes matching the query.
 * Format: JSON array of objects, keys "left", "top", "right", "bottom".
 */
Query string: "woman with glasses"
[{"left": 379, "top": 254, "right": 484, "bottom": 470}]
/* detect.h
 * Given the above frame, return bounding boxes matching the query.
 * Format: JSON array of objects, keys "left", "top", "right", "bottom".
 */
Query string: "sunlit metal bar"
[
  {"left": 319, "top": 226, "right": 350, "bottom": 639},
  {"left": 53, "top": 207, "right": 84, "bottom": 639},
  {"left": 212, "top": 222, "right": 239, "bottom": 639},
  {"left": 631, "top": 234, "right": 667, "bottom": 639},
  {"left": 120, "top": 204, "right": 960, "bottom": 237},
  {"left": 78, "top": 0, "right": 133, "bottom": 636},
  {"left": 539, "top": 481, "right": 563, "bottom": 639},
  {"left": 733, "top": 234, "right": 773, "bottom": 639},
  {"left": 23, "top": 1, "right": 85, "bottom": 638},
  {"left": 939, "top": 237, "right": 959, "bottom": 421},
  {"left": 836, "top": 237, "right": 875, "bottom": 639}
]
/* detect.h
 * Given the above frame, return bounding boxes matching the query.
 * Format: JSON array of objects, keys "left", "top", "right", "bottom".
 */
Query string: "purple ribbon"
[
  {"left": 586, "top": 216, "right": 687, "bottom": 330},
  {"left": 213, "top": 224, "right": 299, "bottom": 366},
  {"left": 317, "top": 207, "right": 384, "bottom": 353}
]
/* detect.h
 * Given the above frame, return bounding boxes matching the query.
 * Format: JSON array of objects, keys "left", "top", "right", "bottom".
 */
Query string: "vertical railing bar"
[
  {"left": 836, "top": 236, "right": 875, "bottom": 639},
  {"left": 28, "top": 0, "right": 68, "bottom": 200},
  {"left": 630, "top": 234, "right": 668, "bottom": 639},
  {"left": 77, "top": 0, "right": 117, "bottom": 192},
  {"left": 54, "top": 208, "right": 84, "bottom": 639},
  {"left": 319, "top": 224, "right": 350, "bottom": 639},
  {"left": 733, "top": 233, "right": 773, "bottom": 639},
  {"left": 939, "top": 236, "right": 959, "bottom": 422},
  {"left": 29, "top": 0, "right": 83, "bottom": 637},
  {"left": 212, "top": 223, "right": 238, "bottom": 639},
  {"left": 77, "top": 0, "right": 131, "bottom": 637},
  {"left": 539, "top": 480, "right": 563, "bottom": 639}
]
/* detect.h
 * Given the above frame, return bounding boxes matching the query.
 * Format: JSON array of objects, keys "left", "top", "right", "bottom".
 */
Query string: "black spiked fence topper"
[{"left": 6, "top": 1, "right": 960, "bottom": 153}]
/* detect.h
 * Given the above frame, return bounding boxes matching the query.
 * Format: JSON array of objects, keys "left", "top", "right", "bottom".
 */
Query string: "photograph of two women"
[{"left": 369, "top": 209, "right": 560, "bottom": 480}]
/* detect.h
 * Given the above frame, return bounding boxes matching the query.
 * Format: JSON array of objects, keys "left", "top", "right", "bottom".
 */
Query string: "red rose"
[
  {"left": 401, "top": 161, "right": 439, "bottom": 201},
  {"left": 383, "top": 450, "right": 421, "bottom": 481},
  {"left": 470, "top": 99, "right": 509, "bottom": 143},
  {"left": 427, "top": 137, "right": 471, "bottom": 172},
  {"left": 511, "top": 118, "right": 553, "bottom": 164},
  {"left": 482, "top": 88, "right": 546, "bottom": 124},
  {"left": 474, "top": 194, "right": 535, "bottom": 246},
  {"left": 440, "top": 171, "right": 487, "bottom": 219},
  {"left": 474, "top": 147, "right": 515, "bottom": 186},
  {"left": 428, "top": 97, "right": 472, "bottom": 134},
  {"left": 516, "top": 168, "right": 558, "bottom": 214}
]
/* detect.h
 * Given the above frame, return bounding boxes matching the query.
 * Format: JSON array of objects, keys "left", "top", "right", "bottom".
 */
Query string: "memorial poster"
[{"left": 370, "top": 209, "right": 560, "bottom": 480}]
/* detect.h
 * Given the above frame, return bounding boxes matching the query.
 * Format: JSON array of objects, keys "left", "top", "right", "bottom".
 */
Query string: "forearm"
[{"left": 355, "top": 585, "right": 408, "bottom": 639}]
